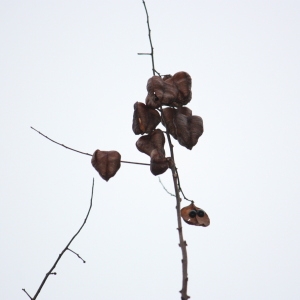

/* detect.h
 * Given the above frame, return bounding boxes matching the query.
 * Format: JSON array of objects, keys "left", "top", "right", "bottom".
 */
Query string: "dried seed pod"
[
  {"left": 162, "top": 107, "right": 203, "bottom": 150},
  {"left": 150, "top": 149, "right": 169, "bottom": 175},
  {"left": 169, "top": 72, "right": 192, "bottom": 106},
  {"left": 145, "top": 72, "right": 192, "bottom": 108},
  {"left": 132, "top": 102, "right": 161, "bottom": 135},
  {"left": 136, "top": 129, "right": 166, "bottom": 156},
  {"left": 91, "top": 149, "right": 121, "bottom": 181},
  {"left": 181, "top": 203, "right": 210, "bottom": 227},
  {"left": 160, "top": 107, "right": 177, "bottom": 138}
]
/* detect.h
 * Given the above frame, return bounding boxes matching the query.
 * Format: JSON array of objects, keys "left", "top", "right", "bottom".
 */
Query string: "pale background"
[{"left": 1, "top": 0, "right": 300, "bottom": 299}]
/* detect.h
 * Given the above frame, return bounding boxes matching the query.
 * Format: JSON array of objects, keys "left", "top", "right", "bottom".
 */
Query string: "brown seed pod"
[
  {"left": 132, "top": 102, "right": 161, "bottom": 135},
  {"left": 150, "top": 149, "right": 169, "bottom": 176},
  {"left": 145, "top": 72, "right": 192, "bottom": 108},
  {"left": 136, "top": 129, "right": 166, "bottom": 157},
  {"left": 91, "top": 149, "right": 121, "bottom": 181},
  {"left": 181, "top": 203, "right": 210, "bottom": 227},
  {"left": 162, "top": 107, "right": 203, "bottom": 150}
]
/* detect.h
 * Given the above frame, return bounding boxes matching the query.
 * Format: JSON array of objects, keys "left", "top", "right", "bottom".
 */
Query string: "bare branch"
[
  {"left": 158, "top": 177, "right": 175, "bottom": 197},
  {"left": 23, "top": 178, "right": 95, "bottom": 300},
  {"left": 68, "top": 248, "right": 86, "bottom": 263},
  {"left": 22, "top": 289, "right": 33, "bottom": 300},
  {"left": 140, "top": 0, "right": 160, "bottom": 76},
  {"left": 31, "top": 126, "right": 92, "bottom": 157},
  {"left": 176, "top": 172, "right": 194, "bottom": 203},
  {"left": 160, "top": 108, "right": 190, "bottom": 300},
  {"left": 140, "top": 1, "right": 190, "bottom": 297},
  {"left": 30, "top": 126, "right": 150, "bottom": 166}
]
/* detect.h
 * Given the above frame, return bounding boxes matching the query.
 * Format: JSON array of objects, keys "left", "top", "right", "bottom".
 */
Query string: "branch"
[
  {"left": 158, "top": 177, "right": 175, "bottom": 197},
  {"left": 160, "top": 108, "right": 190, "bottom": 300},
  {"left": 30, "top": 127, "right": 150, "bottom": 166},
  {"left": 23, "top": 178, "right": 95, "bottom": 300},
  {"left": 140, "top": 1, "right": 190, "bottom": 296},
  {"left": 139, "top": 0, "right": 160, "bottom": 76},
  {"left": 68, "top": 248, "right": 86, "bottom": 263}
]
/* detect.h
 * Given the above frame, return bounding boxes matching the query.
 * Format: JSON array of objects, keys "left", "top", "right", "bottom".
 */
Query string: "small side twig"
[
  {"left": 30, "top": 127, "right": 150, "bottom": 166},
  {"left": 158, "top": 177, "right": 175, "bottom": 197},
  {"left": 68, "top": 248, "right": 86, "bottom": 263},
  {"left": 22, "top": 289, "right": 32, "bottom": 300},
  {"left": 23, "top": 178, "right": 95, "bottom": 300},
  {"left": 176, "top": 172, "right": 193, "bottom": 203}
]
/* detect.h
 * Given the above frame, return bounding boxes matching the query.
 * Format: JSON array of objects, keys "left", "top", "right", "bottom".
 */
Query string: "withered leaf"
[
  {"left": 91, "top": 149, "right": 121, "bottom": 181},
  {"left": 181, "top": 203, "right": 210, "bottom": 227},
  {"left": 150, "top": 149, "right": 169, "bottom": 176},
  {"left": 132, "top": 102, "right": 161, "bottom": 135},
  {"left": 162, "top": 107, "right": 203, "bottom": 150},
  {"left": 145, "top": 72, "right": 192, "bottom": 108},
  {"left": 136, "top": 129, "right": 166, "bottom": 156}
]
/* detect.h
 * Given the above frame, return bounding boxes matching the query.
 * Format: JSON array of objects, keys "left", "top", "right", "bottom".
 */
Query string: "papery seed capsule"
[
  {"left": 197, "top": 210, "right": 205, "bottom": 217},
  {"left": 188, "top": 210, "right": 197, "bottom": 218}
]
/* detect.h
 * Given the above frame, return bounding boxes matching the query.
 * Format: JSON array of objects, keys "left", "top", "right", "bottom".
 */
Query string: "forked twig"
[
  {"left": 22, "top": 178, "right": 95, "bottom": 300},
  {"left": 31, "top": 127, "right": 150, "bottom": 166},
  {"left": 138, "top": 0, "right": 160, "bottom": 76}
]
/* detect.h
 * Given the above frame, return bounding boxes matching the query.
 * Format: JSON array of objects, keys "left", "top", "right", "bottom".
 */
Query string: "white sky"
[{"left": 1, "top": 0, "right": 300, "bottom": 299}]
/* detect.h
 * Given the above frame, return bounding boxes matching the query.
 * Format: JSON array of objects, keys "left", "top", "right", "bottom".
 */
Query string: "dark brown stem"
[
  {"left": 141, "top": 2, "right": 189, "bottom": 298},
  {"left": 160, "top": 108, "right": 190, "bottom": 300},
  {"left": 140, "top": 0, "right": 160, "bottom": 76},
  {"left": 23, "top": 178, "right": 95, "bottom": 300},
  {"left": 30, "top": 127, "right": 150, "bottom": 166}
]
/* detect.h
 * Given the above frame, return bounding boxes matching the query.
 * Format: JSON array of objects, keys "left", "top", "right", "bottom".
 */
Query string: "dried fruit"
[
  {"left": 150, "top": 149, "right": 169, "bottom": 175},
  {"left": 136, "top": 129, "right": 166, "bottom": 156},
  {"left": 136, "top": 129, "right": 169, "bottom": 176},
  {"left": 162, "top": 107, "right": 203, "bottom": 150},
  {"left": 145, "top": 72, "right": 192, "bottom": 108},
  {"left": 181, "top": 203, "right": 210, "bottom": 227},
  {"left": 132, "top": 102, "right": 161, "bottom": 135},
  {"left": 91, "top": 149, "right": 121, "bottom": 181}
]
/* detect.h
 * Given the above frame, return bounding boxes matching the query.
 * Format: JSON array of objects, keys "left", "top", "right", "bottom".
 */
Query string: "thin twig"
[
  {"left": 22, "top": 289, "right": 32, "bottom": 300},
  {"left": 23, "top": 178, "right": 95, "bottom": 300},
  {"left": 30, "top": 127, "right": 150, "bottom": 166},
  {"left": 177, "top": 172, "right": 193, "bottom": 203},
  {"left": 158, "top": 177, "right": 175, "bottom": 197},
  {"left": 68, "top": 248, "right": 86, "bottom": 263},
  {"left": 31, "top": 126, "right": 92, "bottom": 156},
  {"left": 140, "top": 0, "right": 160, "bottom": 76}
]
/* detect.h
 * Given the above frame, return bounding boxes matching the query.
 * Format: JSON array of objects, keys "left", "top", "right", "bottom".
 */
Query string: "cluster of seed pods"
[
  {"left": 133, "top": 71, "right": 204, "bottom": 175},
  {"left": 91, "top": 71, "right": 209, "bottom": 225}
]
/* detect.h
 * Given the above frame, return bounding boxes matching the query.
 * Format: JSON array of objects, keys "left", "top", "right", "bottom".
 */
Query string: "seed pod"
[
  {"left": 162, "top": 107, "right": 203, "bottom": 150},
  {"left": 181, "top": 203, "right": 210, "bottom": 227},
  {"left": 145, "top": 72, "right": 192, "bottom": 108},
  {"left": 150, "top": 149, "right": 169, "bottom": 176},
  {"left": 91, "top": 149, "right": 121, "bottom": 181},
  {"left": 132, "top": 102, "right": 161, "bottom": 135},
  {"left": 136, "top": 129, "right": 166, "bottom": 157}
]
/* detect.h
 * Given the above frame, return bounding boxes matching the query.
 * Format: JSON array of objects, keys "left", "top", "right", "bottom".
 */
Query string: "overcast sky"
[{"left": 1, "top": 0, "right": 300, "bottom": 299}]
